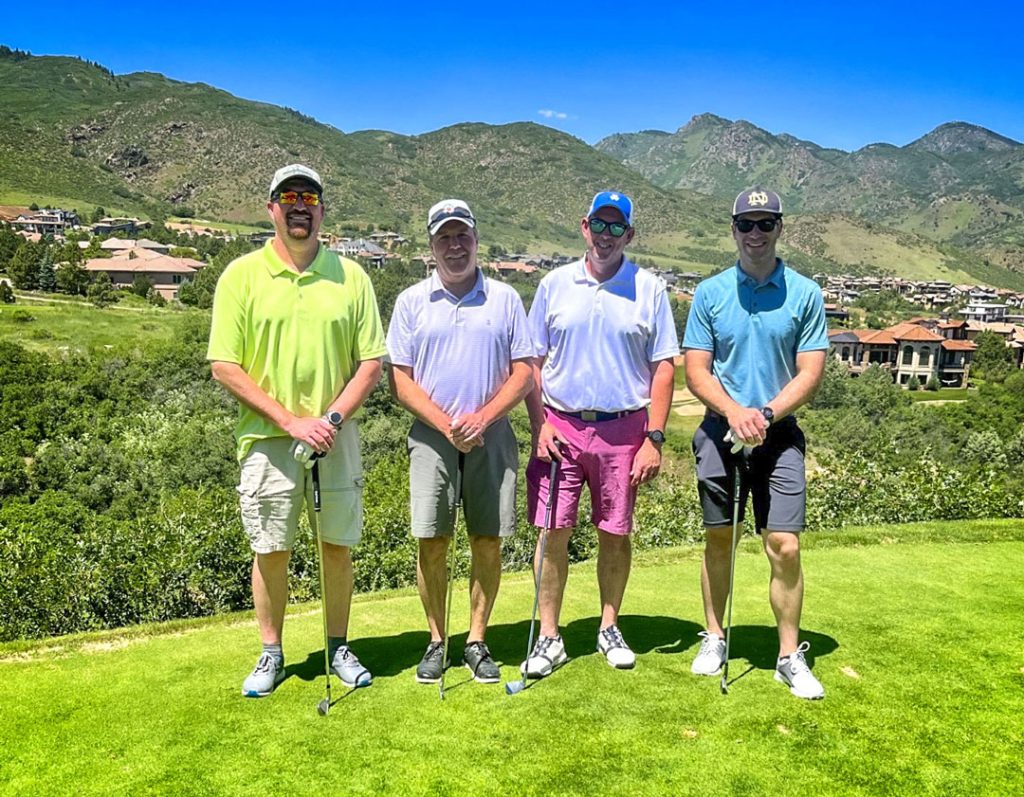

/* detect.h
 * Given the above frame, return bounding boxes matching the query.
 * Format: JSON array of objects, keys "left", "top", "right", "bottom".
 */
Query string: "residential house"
[
  {"left": 91, "top": 217, "right": 149, "bottom": 235},
  {"left": 83, "top": 248, "right": 204, "bottom": 299},
  {"left": 12, "top": 208, "right": 80, "bottom": 236},
  {"left": 829, "top": 318, "right": 978, "bottom": 387},
  {"left": 959, "top": 302, "right": 1008, "bottom": 323}
]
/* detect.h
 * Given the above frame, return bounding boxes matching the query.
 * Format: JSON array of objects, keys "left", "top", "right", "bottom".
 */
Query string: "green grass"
[
  {"left": 167, "top": 216, "right": 266, "bottom": 235},
  {"left": 909, "top": 388, "right": 970, "bottom": 402},
  {"left": 0, "top": 299, "right": 195, "bottom": 355},
  {"left": 4, "top": 520, "right": 1022, "bottom": 796}
]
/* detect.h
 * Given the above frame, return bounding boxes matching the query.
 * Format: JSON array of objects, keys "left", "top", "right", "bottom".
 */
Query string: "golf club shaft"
[
  {"left": 524, "top": 457, "right": 560, "bottom": 676},
  {"left": 312, "top": 461, "right": 332, "bottom": 709},
  {"left": 440, "top": 451, "right": 465, "bottom": 700},
  {"left": 721, "top": 461, "right": 742, "bottom": 692}
]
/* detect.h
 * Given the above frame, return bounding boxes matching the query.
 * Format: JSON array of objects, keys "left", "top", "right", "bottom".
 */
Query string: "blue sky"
[{"left": 4, "top": 2, "right": 1019, "bottom": 151}]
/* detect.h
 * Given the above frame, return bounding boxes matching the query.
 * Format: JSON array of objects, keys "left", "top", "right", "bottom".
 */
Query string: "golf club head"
[
  {"left": 505, "top": 679, "right": 526, "bottom": 696},
  {"left": 317, "top": 699, "right": 330, "bottom": 716},
  {"left": 720, "top": 670, "right": 729, "bottom": 695}
]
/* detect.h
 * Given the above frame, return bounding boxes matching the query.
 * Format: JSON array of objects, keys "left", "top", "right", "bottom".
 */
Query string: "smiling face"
[
  {"left": 581, "top": 206, "right": 634, "bottom": 276},
  {"left": 430, "top": 219, "right": 478, "bottom": 294},
  {"left": 732, "top": 212, "right": 782, "bottom": 273},
  {"left": 267, "top": 179, "right": 324, "bottom": 242}
]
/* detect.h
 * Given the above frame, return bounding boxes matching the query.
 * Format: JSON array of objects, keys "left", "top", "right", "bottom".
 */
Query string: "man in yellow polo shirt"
[{"left": 208, "top": 164, "right": 387, "bottom": 697}]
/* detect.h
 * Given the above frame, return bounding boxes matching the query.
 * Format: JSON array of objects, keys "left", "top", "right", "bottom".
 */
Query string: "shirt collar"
[
  {"left": 429, "top": 267, "right": 486, "bottom": 301},
  {"left": 574, "top": 256, "right": 635, "bottom": 286},
  {"left": 735, "top": 258, "right": 785, "bottom": 288},
  {"left": 262, "top": 240, "right": 325, "bottom": 277}
]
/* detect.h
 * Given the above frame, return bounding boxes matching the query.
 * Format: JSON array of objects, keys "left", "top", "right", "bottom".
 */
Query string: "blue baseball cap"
[{"left": 587, "top": 191, "right": 634, "bottom": 226}]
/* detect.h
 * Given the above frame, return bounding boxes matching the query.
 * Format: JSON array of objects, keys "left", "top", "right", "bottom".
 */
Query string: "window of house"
[
  {"left": 919, "top": 348, "right": 930, "bottom": 367},
  {"left": 842, "top": 346, "right": 850, "bottom": 361},
  {"left": 902, "top": 345, "right": 914, "bottom": 365}
]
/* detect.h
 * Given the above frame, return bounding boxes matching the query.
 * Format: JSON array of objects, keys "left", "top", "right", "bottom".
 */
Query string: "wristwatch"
[
  {"left": 325, "top": 410, "right": 345, "bottom": 429},
  {"left": 761, "top": 407, "right": 775, "bottom": 425},
  {"left": 646, "top": 429, "right": 666, "bottom": 444}
]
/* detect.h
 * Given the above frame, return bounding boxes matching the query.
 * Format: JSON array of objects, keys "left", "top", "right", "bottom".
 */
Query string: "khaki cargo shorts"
[{"left": 237, "top": 422, "right": 364, "bottom": 553}]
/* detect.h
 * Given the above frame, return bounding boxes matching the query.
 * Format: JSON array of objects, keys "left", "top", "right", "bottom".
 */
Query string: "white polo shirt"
[
  {"left": 387, "top": 269, "right": 533, "bottom": 417},
  {"left": 529, "top": 257, "right": 679, "bottom": 413}
]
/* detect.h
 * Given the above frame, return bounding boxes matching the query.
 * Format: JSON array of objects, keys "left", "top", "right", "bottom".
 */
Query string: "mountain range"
[{"left": 2, "top": 47, "right": 1022, "bottom": 290}]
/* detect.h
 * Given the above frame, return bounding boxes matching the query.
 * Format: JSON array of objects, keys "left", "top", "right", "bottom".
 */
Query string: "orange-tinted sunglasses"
[{"left": 273, "top": 191, "right": 321, "bottom": 206}]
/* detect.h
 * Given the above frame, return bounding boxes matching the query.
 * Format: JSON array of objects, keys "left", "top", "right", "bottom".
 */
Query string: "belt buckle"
[{"left": 580, "top": 410, "right": 598, "bottom": 422}]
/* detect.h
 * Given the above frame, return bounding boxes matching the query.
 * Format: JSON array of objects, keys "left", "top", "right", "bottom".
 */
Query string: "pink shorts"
[{"left": 526, "top": 406, "right": 647, "bottom": 536}]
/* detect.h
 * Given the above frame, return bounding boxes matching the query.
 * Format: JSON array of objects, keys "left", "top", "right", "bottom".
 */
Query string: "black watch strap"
[{"left": 646, "top": 430, "right": 666, "bottom": 444}]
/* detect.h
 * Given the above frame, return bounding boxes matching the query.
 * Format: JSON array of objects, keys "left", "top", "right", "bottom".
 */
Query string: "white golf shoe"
[
  {"left": 691, "top": 631, "right": 726, "bottom": 676},
  {"left": 597, "top": 625, "right": 636, "bottom": 669},
  {"left": 521, "top": 634, "right": 567, "bottom": 679},
  {"left": 775, "top": 641, "right": 825, "bottom": 699}
]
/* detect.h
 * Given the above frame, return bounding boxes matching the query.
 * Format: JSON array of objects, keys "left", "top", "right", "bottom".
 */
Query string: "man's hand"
[
  {"left": 630, "top": 438, "right": 662, "bottom": 486},
  {"left": 450, "top": 412, "right": 488, "bottom": 449},
  {"left": 726, "top": 406, "right": 768, "bottom": 448},
  {"left": 285, "top": 415, "right": 336, "bottom": 454},
  {"left": 533, "top": 421, "right": 566, "bottom": 462}
]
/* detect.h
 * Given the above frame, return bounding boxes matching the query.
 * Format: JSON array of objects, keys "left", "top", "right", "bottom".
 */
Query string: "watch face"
[
  {"left": 326, "top": 411, "right": 344, "bottom": 428},
  {"left": 648, "top": 430, "right": 665, "bottom": 444}
]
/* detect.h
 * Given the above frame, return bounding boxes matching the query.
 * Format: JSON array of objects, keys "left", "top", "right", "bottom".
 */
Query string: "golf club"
[
  {"left": 720, "top": 457, "right": 743, "bottom": 695},
  {"left": 311, "top": 460, "right": 332, "bottom": 716},
  {"left": 505, "top": 454, "right": 561, "bottom": 696},
  {"left": 439, "top": 451, "right": 465, "bottom": 701}
]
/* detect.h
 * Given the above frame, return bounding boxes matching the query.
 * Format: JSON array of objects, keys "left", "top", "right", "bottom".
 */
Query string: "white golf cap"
[
  {"left": 269, "top": 164, "right": 324, "bottom": 197},
  {"left": 427, "top": 199, "right": 476, "bottom": 235}
]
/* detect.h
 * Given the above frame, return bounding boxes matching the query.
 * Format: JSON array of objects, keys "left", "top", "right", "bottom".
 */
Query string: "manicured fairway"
[{"left": 2, "top": 521, "right": 1022, "bottom": 796}]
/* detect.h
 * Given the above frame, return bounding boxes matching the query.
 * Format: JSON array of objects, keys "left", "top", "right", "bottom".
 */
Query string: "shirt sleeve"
[
  {"left": 797, "top": 287, "right": 829, "bottom": 352},
  {"left": 682, "top": 283, "right": 714, "bottom": 351},
  {"left": 206, "top": 262, "right": 246, "bottom": 364},
  {"left": 527, "top": 278, "right": 550, "bottom": 357},
  {"left": 508, "top": 291, "right": 534, "bottom": 361},
  {"left": 646, "top": 281, "right": 681, "bottom": 362},
  {"left": 353, "top": 268, "right": 388, "bottom": 362},
  {"left": 385, "top": 290, "right": 415, "bottom": 367}
]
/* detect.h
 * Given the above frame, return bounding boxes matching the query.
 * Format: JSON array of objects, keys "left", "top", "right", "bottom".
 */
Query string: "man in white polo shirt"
[
  {"left": 523, "top": 190, "right": 678, "bottom": 677},
  {"left": 387, "top": 199, "right": 533, "bottom": 685}
]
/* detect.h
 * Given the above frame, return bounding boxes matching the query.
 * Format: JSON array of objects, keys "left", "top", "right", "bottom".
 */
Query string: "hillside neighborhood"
[{"left": 3, "top": 204, "right": 1024, "bottom": 386}]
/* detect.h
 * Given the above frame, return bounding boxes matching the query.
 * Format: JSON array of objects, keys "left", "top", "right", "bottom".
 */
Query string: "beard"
[{"left": 285, "top": 212, "right": 313, "bottom": 240}]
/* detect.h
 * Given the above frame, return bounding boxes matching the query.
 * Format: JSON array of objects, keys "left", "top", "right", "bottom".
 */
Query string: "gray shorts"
[
  {"left": 692, "top": 415, "right": 807, "bottom": 533},
  {"left": 237, "top": 423, "right": 364, "bottom": 553},
  {"left": 408, "top": 419, "right": 518, "bottom": 539}
]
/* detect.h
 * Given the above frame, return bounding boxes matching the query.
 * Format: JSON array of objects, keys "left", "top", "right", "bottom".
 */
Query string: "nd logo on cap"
[{"left": 746, "top": 191, "right": 769, "bottom": 207}]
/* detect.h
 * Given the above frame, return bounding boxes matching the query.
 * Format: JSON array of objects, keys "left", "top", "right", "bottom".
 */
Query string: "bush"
[
  {"left": 925, "top": 375, "right": 940, "bottom": 391},
  {"left": 10, "top": 309, "right": 34, "bottom": 323},
  {"left": 906, "top": 375, "right": 921, "bottom": 391},
  {"left": 0, "top": 281, "right": 14, "bottom": 304}
]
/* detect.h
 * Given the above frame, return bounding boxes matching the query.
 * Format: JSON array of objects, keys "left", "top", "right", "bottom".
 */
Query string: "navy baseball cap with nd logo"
[{"left": 732, "top": 188, "right": 783, "bottom": 218}]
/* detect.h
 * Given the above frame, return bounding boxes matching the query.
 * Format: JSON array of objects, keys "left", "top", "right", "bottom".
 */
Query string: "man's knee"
[
  {"left": 763, "top": 532, "right": 800, "bottom": 567},
  {"left": 418, "top": 536, "right": 449, "bottom": 566}
]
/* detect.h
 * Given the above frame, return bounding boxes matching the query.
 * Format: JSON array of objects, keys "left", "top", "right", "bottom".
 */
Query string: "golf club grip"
[{"left": 312, "top": 461, "right": 321, "bottom": 512}]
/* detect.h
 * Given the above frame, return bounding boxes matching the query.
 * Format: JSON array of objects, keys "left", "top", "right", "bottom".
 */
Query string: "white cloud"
[{"left": 538, "top": 109, "right": 570, "bottom": 120}]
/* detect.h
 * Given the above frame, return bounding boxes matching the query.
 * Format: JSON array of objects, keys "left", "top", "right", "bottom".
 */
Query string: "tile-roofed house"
[
  {"left": 83, "top": 248, "right": 204, "bottom": 299},
  {"left": 829, "top": 318, "right": 976, "bottom": 387}
]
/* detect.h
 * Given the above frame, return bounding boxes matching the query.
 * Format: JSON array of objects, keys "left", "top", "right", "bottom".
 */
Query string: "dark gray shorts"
[
  {"left": 408, "top": 419, "right": 518, "bottom": 539},
  {"left": 692, "top": 415, "right": 807, "bottom": 532}
]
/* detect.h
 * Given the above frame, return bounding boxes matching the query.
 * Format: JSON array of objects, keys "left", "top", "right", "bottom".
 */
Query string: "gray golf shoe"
[
  {"left": 597, "top": 625, "right": 636, "bottom": 669},
  {"left": 775, "top": 641, "right": 825, "bottom": 699},
  {"left": 241, "top": 652, "right": 285, "bottom": 697},
  {"left": 464, "top": 641, "right": 500, "bottom": 683},
  {"left": 331, "top": 645, "right": 373, "bottom": 688},
  {"left": 416, "top": 640, "right": 447, "bottom": 684}
]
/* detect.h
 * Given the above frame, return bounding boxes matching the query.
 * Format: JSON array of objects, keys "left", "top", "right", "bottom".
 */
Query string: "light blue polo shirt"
[
  {"left": 683, "top": 260, "right": 828, "bottom": 409},
  {"left": 386, "top": 269, "right": 533, "bottom": 417},
  {"left": 529, "top": 257, "right": 680, "bottom": 412}
]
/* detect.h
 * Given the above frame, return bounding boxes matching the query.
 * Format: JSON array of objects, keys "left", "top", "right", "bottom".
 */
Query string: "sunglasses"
[
  {"left": 734, "top": 217, "right": 779, "bottom": 233},
  {"left": 429, "top": 207, "right": 475, "bottom": 229},
  {"left": 274, "top": 191, "right": 321, "bottom": 206},
  {"left": 587, "top": 218, "right": 630, "bottom": 238}
]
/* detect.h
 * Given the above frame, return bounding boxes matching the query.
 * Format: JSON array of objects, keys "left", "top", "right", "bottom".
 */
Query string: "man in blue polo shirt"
[
  {"left": 683, "top": 187, "right": 829, "bottom": 699},
  {"left": 387, "top": 199, "right": 533, "bottom": 685}
]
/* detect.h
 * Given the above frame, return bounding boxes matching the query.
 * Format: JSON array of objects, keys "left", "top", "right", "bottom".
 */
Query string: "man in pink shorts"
[{"left": 523, "top": 191, "right": 678, "bottom": 677}]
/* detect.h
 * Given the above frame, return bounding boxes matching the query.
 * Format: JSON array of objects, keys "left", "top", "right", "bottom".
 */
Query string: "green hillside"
[{"left": 3, "top": 48, "right": 1023, "bottom": 287}]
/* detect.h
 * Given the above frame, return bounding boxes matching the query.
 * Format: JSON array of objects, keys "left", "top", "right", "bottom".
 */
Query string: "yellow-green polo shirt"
[{"left": 207, "top": 242, "right": 387, "bottom": 461}]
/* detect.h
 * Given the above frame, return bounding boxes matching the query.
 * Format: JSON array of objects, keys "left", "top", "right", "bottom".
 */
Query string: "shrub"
[
  {"left": 10, "top": 309, "right": 33, "bottom": 323},
  {"left": 906, "top": 375, "right": 921, "bottom": 391}
]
